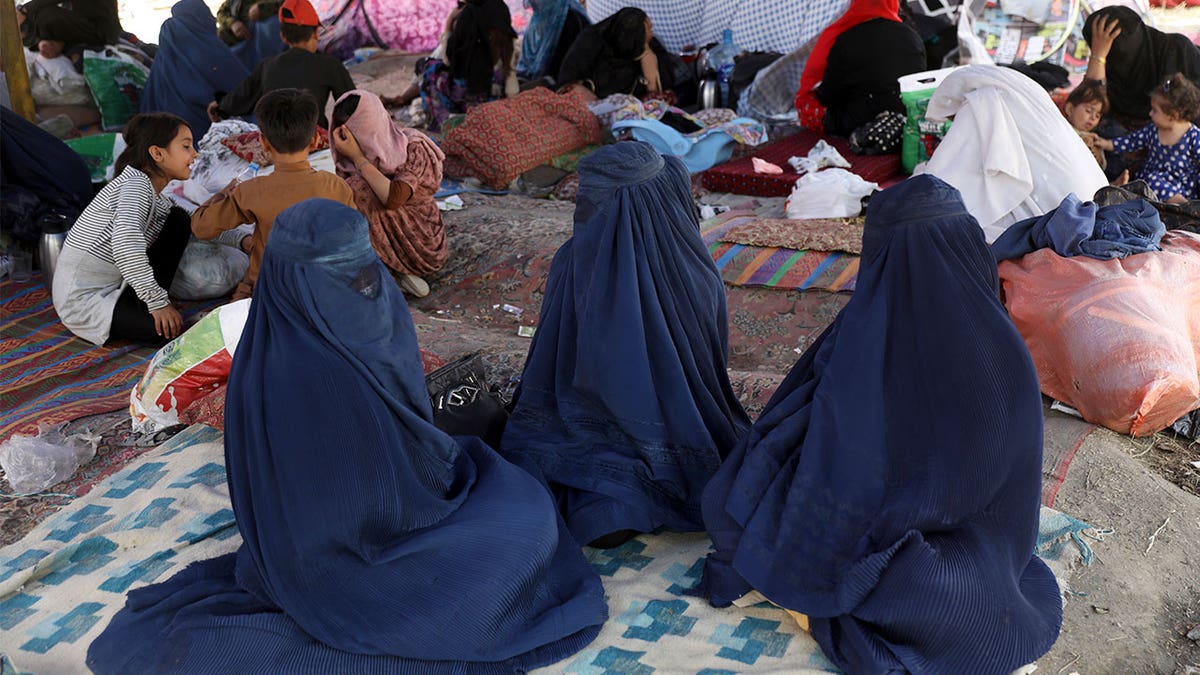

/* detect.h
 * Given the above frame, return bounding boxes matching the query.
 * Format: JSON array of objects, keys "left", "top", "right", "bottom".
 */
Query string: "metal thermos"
[
  {"left": 37, "top": 212, "right": 71, "bottom": 290},
  {"left": 698, "top": 73, "right": 720, "bottom": 110}
]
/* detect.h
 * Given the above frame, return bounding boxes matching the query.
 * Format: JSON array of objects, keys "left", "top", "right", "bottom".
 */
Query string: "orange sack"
[{"left": 999, "top": 231, "right": 1200, "bottom": 436}]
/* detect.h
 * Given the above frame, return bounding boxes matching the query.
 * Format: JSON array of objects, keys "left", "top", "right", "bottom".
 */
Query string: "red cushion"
[{"left": 701, "top": 129, "right": 904, "bottom": 197}]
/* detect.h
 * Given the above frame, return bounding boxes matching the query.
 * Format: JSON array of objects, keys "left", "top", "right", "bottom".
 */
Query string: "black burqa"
[
  {"left": 556, "top": 7, "right": 676, "bottom": 99},
  {"left": 447, "top": 0, "right": 517, "bottom": 96},
  {"left": 1083, "top": 6, "right": 1200, "bottom": 120}
]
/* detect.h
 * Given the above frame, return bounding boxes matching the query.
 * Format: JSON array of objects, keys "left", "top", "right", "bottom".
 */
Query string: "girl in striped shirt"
[{"left": 53, "top": 113, "right": 201, "bottom": 346}]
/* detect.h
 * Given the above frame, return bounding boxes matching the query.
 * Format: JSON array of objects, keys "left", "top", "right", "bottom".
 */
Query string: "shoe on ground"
[{"left": 397, "top": 273, "right": 430, "bottom": 298}]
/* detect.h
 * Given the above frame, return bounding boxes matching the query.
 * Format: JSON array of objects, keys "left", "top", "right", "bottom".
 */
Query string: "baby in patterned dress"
[{"left": 1092, "top": 73, "right": 1200, "bottom": 204}]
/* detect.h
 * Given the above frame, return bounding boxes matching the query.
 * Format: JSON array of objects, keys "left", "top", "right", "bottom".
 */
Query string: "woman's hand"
[
  {"left": 231, "top": 20, "right": 250, "bottom": 40},
  {"left": 1090, "top": 15, "right": 1122, "bottom": 60},
  {"left": 151, "top": 305, "right": 184, "bottom": 340},
  {"left": 332, "top": 126, "right": 365, "bottom": 164},
  {"left": 247, "top": 3, "right": 264, "bottom": 21}
]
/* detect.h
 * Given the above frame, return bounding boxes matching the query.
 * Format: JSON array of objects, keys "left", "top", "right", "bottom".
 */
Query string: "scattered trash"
[
  {"left": 751, "top": 158, "right": 783, "bottom": 174},
  {"left": 0, "top": 425, "right": 98, "bottom": 494},
  {"left": 698, "top": 203, "right": 731, "bottom": 220},
  {"left": 1190, "top": 461, "right": 1200, "bottom": 470},
  {"left": 1187, "top": 624, "right": 1200, "bottom": 641},
  {"left": 787, "top": 140, "right": 851, "bottom": 175},
  {"left": 793, "top": 347, "right": 804, "bottom": 354},
  {"left": 1171, "top": 409, "right": 1200, "bottom": 440},
  {"left": 436, "top": 195, "right": 465, "bottom": 212},
  {"left": 501, "top": 304, "right": 523, "bottom": 316},
  {"left": 1144, "top": 516, "right": 1170, "bottom": 556},
  {"left": 1050, "top": 400, "right": 1085, "bottom": 419},
  {"left": 1091, "top": 605, "right": 1110, "bottom": 614},
  {"left": 517, "top": 326, "right": 536, "bottom": 338}
]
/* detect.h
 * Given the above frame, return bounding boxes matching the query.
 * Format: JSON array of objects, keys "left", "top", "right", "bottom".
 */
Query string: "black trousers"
[{"left": 108, "top": 207, "right": 191, "bottom": 347}]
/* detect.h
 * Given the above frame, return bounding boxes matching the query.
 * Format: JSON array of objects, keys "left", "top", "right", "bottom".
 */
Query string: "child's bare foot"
[
  {"left": 1112, "top": 169, "right": 1129, "bottom": 187},
  {"left": 1166, "top": 193, "right": 1188, "bottom": 205}
]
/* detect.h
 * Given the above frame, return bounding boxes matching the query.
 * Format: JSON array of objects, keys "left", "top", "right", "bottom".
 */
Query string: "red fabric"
[
  {"left": 442, "top": 87, "right": 602, "bottom": 189},
  {"left": 700, "top": 129, "right": 904, "bottom": 197},
  {"left": 221, "top": 127, "right": 330, "bottom": 165},
  {"left": 794, "top": 0, "right": 901, "bottom": 126},
  {"left": 177, "top": 349, "right": 448, "bottom": 431}
]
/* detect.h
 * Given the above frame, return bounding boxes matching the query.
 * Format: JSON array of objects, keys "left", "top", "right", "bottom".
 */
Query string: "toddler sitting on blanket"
[
  {"left": 192, "top": 89, "right": 354, "bottom": 300},
  {"left": 1091, "top": 73, "right": 1200, "bottom": 204},
  {"left": 1063, "top": 79, "right": 1112, "bottom": 172}
]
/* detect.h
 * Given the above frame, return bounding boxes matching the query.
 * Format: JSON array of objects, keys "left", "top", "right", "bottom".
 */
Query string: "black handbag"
[{"left": 424, "top": 353, "right": 509, "bottom": 448}]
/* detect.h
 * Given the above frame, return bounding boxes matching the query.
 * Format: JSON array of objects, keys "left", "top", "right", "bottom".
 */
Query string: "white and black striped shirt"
[{"left": 64, "top": 167, "right": 174, "bottom": 311}]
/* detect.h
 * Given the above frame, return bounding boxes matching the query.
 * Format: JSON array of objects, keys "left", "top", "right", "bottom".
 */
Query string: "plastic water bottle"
[
  {"left": 707, "top": 30, "right": 742, "bottom": 108},
  {"left": 233, "top": 162, "right": 260, "bottom": 185}
]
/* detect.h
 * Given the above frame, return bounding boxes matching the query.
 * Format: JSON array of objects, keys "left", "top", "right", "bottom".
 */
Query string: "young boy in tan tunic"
[{"left": 192, "top": 88, "right": 355, "bottom": 300}]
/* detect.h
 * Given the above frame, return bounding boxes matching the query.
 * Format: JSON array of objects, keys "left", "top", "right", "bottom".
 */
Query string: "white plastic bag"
[
  {"left": 0, "top": 427, "right": 97, "bottom": 494},
  {"left": 169, "top": 240, "right": 250, "bottom": 300},
  {"left": 787, "top": 140, "right": 851, "bottom": 176},
  {"left": 785, "top": 168, "right": 879, "bottom": 219}
]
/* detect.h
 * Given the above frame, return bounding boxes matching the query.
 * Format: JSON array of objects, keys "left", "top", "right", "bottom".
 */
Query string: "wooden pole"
[{"left": 1, "top": 0, "right": 37, "bottom": 121}]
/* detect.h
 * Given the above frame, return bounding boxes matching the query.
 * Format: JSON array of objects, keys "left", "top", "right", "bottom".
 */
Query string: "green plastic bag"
[
  {"left": 64, "top": 133, "right": 125, "bottom": 183},
  {"left": 82, "top": 48, "right": 149, "bottom": 131},
  {"left": 900, "top": 67, "right": 959, "bottom": 174}
]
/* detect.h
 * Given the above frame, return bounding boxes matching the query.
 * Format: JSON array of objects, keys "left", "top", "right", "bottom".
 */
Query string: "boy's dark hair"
[
  {"left": 1152, "top": 73, "right": 1200, "bottom": 121},
  {"left": 114, "top": 112, "right": 190, "bottom": 178},
  {"left": 1066, "top": 79, "right": 1109, "bottom": 115},
  {"left": 255, "top": 88, "right": 319, "bottom": 154},
  {"left": 331, "top": 94, "right": 361, "bottom": 129},
  {"left": 280, "top": 23, "right": 317, "bottom": 45}
]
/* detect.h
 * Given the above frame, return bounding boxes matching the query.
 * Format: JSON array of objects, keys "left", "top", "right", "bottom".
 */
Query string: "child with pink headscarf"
[{"left": 329, "top": 90, "right": 448, "bottom": 297}]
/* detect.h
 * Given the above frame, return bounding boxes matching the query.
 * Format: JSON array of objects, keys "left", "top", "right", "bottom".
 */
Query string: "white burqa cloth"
[{"left": 916, "top": 65, "right": 1108, "bottom": 243}]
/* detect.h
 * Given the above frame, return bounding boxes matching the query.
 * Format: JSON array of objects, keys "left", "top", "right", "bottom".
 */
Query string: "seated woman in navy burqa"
[
  {"left": 500, "top": 141, "right": 752, "bottom": 548},
  {"left": 86, "top": 199, "right": 607, "bottom": 673},
  {"left": 702, "top": 175, "right": 1063, "bottom": 673}
]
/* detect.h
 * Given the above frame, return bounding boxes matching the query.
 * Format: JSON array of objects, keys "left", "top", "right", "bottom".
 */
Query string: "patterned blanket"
[
  {"left": 0, "top": 423, "right": 1099, "bottom": 674},
  {"left": 702, "top": 213, "right": 859, "bottom": 292},
  {"left": 701, "top": 130, "right": 903, "bottom": 198},
  {"left": 0, "top": 278, "right": 221, "bottom": 443}
]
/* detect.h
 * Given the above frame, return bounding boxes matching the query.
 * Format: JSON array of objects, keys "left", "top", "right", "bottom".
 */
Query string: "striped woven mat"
[
  {"left": 702, "top": 213, "right": 858, "bottom": 292},
  {"left": 0, "top": 276, "right": 220, "bottom": 442}
]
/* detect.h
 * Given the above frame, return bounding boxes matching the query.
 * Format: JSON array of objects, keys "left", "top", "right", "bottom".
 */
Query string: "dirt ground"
[{"left": 1017, "top": 413, "right": 1200, "bottom": 674}]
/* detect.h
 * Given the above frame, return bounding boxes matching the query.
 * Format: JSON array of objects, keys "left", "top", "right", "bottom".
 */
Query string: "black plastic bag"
[{"left": 425, "top": 353, "right": 509, "bottom": 449}]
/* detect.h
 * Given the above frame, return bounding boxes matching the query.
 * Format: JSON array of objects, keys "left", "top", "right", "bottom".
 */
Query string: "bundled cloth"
[
  {"left": 442, "top": 87, "right": 602, "bottom": 189},
  {"left": 499, "top": 142, "right": 751, "bottom": 546},
  {"left": 916, "top": 65, "right": 1107, "bottom": 243},
  {"left": 703, "top": 175, "right": 1062, "bottom": 673},
  {"left": 88, "top": 199, "right": 608, "bottom": 673},
  {"left": 992, "top": 194, "right": 1166, "bottom": 261},
  {"left": 1001, "top": 230, "right": 1200, "bottom": 437},
  {"left": 0, "top": 108, "right": 93, "bottom": 243}
]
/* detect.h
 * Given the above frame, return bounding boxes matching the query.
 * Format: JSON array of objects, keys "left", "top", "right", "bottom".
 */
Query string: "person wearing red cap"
[{"left": 208, "top": 0, "right": 354, "bottom": 128}]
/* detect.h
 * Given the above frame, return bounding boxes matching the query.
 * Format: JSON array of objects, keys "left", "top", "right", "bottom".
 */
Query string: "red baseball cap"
[{"left": 279, "top": 0, "right": 321, "bottom": 27}]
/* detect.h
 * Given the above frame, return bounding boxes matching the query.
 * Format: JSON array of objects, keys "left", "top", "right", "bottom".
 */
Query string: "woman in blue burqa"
[
  {"left": 701, "top": 174, "right": 1062, "bottom": 674},
  {"left": 499, "top": 141, "right": 751, "bottom": 548},
  {"left": 86, "top": 199, "right": 607, "bottom": 673},
  {"left": 141, "top": 0, "right": 283, "bottom": 138}
]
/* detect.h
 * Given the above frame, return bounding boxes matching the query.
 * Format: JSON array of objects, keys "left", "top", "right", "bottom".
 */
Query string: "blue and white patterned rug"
[{"left": 0, "top": 425, "right": 1098, "bottom": 674}]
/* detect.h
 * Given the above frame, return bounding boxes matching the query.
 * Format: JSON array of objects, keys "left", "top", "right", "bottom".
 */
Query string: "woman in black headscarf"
[
  {"left": 556, "top": 7, "right": 677, "bottom": 101},
  {"left": 419, "top": 0, "right": 519, "bottom": 132},
  {"left": 1084, "top": 6, "right": 1200, "bottom": 122}
]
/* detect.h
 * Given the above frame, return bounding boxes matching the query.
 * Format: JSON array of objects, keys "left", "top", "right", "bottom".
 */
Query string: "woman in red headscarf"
[{"left": 794, "top": 0, "right": 925, "bottom": 137}]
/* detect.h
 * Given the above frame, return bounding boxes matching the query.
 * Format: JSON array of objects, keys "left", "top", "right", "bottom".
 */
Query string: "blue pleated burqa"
[
  {"left": 141, "top": 0, "right": 282, "bottom": 138},
  {"left": 702, "top": 175, "right": 1063, "bottom": 674},
  {"left": 499, "top": 141, "right": 751, "bottom": 546},
  {"left": 87, "top": 199, "right": 607, "bottom": 674}
]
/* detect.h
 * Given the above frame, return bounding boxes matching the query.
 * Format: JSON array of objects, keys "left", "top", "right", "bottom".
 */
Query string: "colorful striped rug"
[
  {"left": 0, "top": 276, "right": 221, "bottom": 442},
  {"left": 702, "top": 213, "right": 858, "bottom": 292}
]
